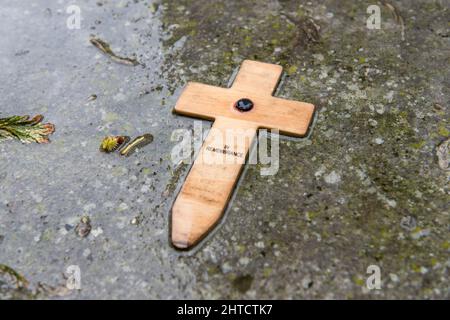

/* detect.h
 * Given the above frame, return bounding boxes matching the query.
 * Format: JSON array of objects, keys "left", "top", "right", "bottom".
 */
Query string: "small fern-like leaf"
[{"left": 0, "top": 114, "right": 55, "bottom": 144}]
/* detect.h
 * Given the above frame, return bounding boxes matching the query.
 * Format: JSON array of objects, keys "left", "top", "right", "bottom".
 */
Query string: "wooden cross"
[{"left": 171, "top": 60, "right": 315, "bottom": 249}]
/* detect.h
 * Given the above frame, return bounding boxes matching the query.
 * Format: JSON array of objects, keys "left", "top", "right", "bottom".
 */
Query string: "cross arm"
[
  {"left": 253, "top": 96, "right": 315, "bottom": 136},
  {"left": 231, "top": 60, "right": 283, "bottom": 95},
  {"left": 174, "top": 60, "right": 315, "bottom": 137}
]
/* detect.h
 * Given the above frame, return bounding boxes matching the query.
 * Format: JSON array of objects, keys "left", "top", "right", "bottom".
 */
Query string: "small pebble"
[
  {"left": 118, "top": 202, "right": 129, "bottom": 211},
  {"left": 302, "top": 277, "right": 313, "bottom": 289},
  {"left": 239, "top": 257, "right": 250, "bottom": 266},
  {"left": 83, "top": 248, "right": 91, "bottom": 258},
  {"left": 420, "top": 266, "right": 429, "bottom": 274},
  {"left": 436, "top": 139, "right": 449, "bottom": 171},
  {"left": 389, "top": 273, "right": 399, "bottom": 282},
  {"left": 400, "top": 216, "right": 417, "bottom": 231},
  {"left": 368, "top": 119, "right": 378, "bottom": 127},
  {"left": 33, "top": 233, "right": 41, "bottom": 242},
  {"left": 324, "top": 171, "right": 341, "bottom": 184},
  {"left": 91, "top": 227, "right": 103, "bottom": 237},
  {"left": 255, "top": 241, "right": 265, "bottom": 249},
  {"left": 221, "top": 262, "right": 232, "bottom": 273}
]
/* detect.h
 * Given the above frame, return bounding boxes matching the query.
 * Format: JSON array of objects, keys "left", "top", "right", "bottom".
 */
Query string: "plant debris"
[
  {"left": 75, "top": 216, "right": 92, "bottom": 238},
  {"left": 436, "top": 139, "right": 449, "bottom": 171},
  {"left": 100, "top": 136, "right": 130, "bottom": 153},
  {"left": 281, "top": 13, "right": 321, "bottom": 47},
  {"left": 0, "top": 115, "right": 55, "bottom": 144},
  {"left": 119, "top": 133, "right": 153, "bottom": 157},
  {"left": 162, "top": 160, "right": 188, "bottom": 197},
  {"left": 0, "top": 264, "right": 71, "bottom": 299},
  {"left": 90, "top": 37, "right": 139, "bottom": 66},
  {"left": 381, "top": 1, "right": 405, "bottom": 41},
  {"left": 400, "top": 215, "right": 417, "bottom": 231}
]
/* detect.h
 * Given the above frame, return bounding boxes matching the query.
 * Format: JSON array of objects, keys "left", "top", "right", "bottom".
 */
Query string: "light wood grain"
[
  {"left": 171, "top": 60, "right": 315, "bottom": 249},
  {"left": 172, "top": 117, "right": 257, "bottom": 249},
  {"left": 232, "top": 60, "right": 282, "bottom": 95}
]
